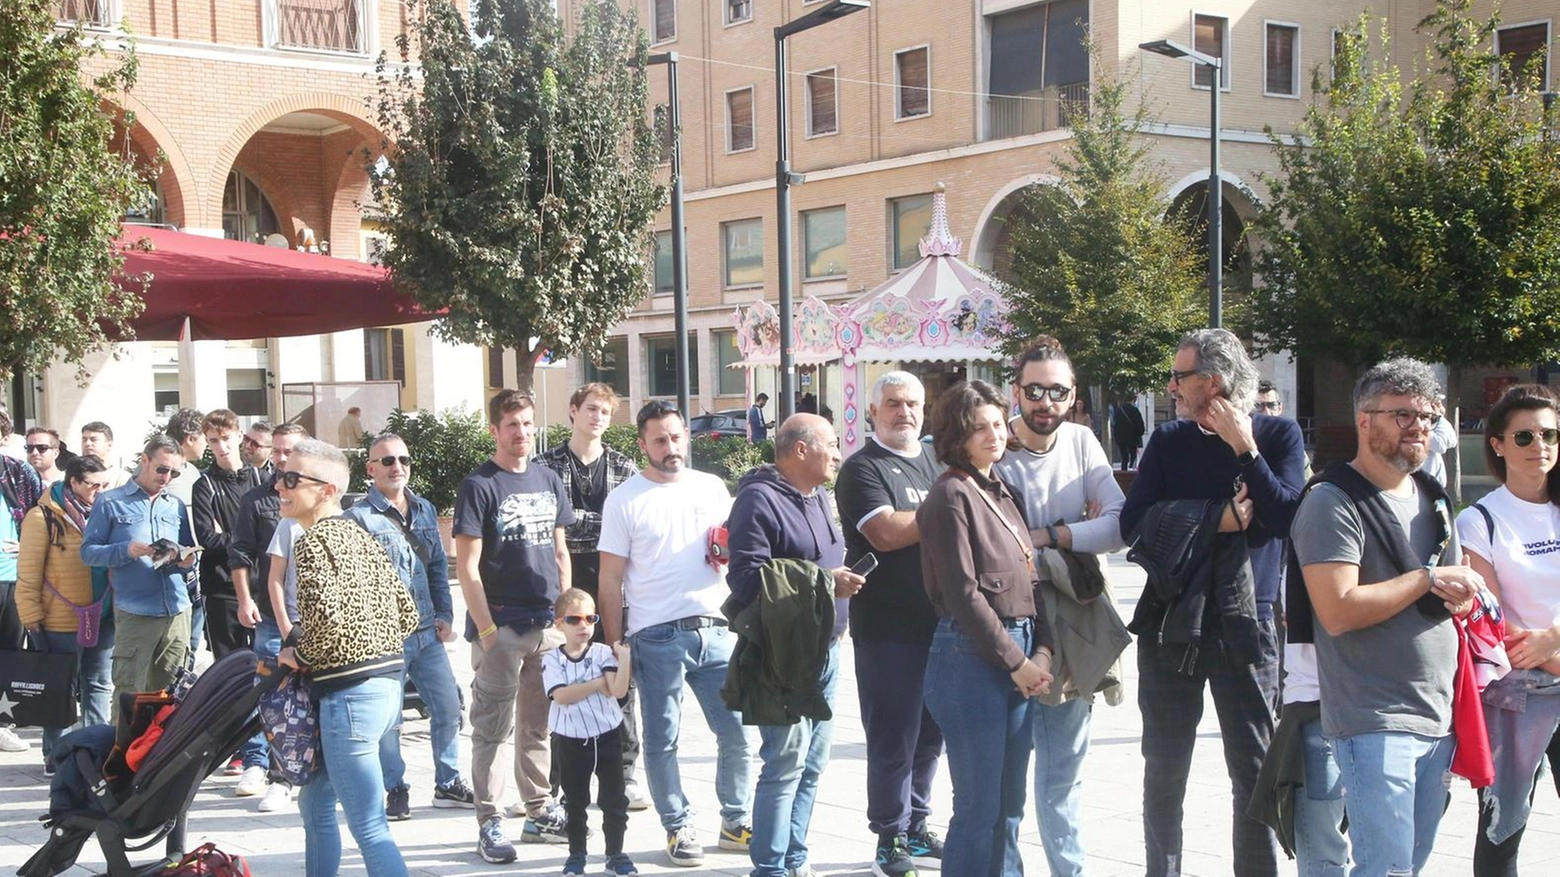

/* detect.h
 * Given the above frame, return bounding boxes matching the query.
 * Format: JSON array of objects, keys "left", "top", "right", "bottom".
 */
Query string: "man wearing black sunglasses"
[{"left": 82, "top": 434, "right": 200, "bottom": 719}]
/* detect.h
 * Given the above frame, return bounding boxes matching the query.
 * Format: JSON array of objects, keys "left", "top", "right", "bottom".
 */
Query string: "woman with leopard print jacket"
[{"left": 277, "top": 440, "right": 418, "bottom": 877}]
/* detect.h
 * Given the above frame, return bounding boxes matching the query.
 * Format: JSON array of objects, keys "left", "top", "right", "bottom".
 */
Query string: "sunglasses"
[
  {"left": 153, "top": 465, "right": 182, "bottom": 479},
  {"left": 1020, "top": 383, "right": 1073, "bottom": 403},
  {"left": 376, "top": 455, "right": 413, "bottom": 468},
  {"left": 1502, "top": 428, "right": 1560, "bottom": 448},
  {"left": 24, "top": 444, "right": 54, "bottom": 454},
  {"left": 77, "top": 480, "right": 111, "bottom": 491},
  {"left": 277, "top": 470, "right": 331, "bottom": 489},
  {"left": 1364, "top": 409, "right": 1440, "bottom": 430},
  {"left": 561, "top": 614, "right": 600, "bottom": 626},
  {"left": 241, "top": 437, "right": 272, "bottom": 450},
  {"left": 1169, "top": 367, "right": 1204, "bottom": 383}
]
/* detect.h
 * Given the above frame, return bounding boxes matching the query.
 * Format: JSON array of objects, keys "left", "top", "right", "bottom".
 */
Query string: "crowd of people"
[{"left": 0, "top": 325, "right": 1557, "bottom": 877}]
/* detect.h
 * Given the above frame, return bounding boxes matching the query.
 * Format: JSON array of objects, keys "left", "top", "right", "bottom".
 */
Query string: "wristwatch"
[{"left": 1237, "top": 449, "right": 1260, "bottom": 467}]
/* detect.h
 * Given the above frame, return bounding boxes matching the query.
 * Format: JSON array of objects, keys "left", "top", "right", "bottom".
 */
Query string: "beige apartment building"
[{"left": 585, "top": 0, "right": 1554, "bottom": 432}]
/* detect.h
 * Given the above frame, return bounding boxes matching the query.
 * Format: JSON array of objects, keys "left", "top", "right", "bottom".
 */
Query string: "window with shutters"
[
  {"left": 725, "top": 0, "right": 750, "bottom": 26},
  {"left": 1497, "top": 22, "right": 1550, "bottom": 91},
  {"left": 805, "top": 68, "right": 838, "bottom": 137},
  {"left": 726, "top": 86, "right": 755, "bottom": 152},
  {"left": 1264, "top": 22, "right": 1300, "bottom": 97},
  {"left": 1192, "top": 13, "right": 1230, "bottom": 90},
  {"left": 895, "top": 46, "right": 931, "bottom": 119},
  {"left": 487, "top": 346, "right": 505, "bottom": 389},
  {"left": 652, "top": 0, "right": 676, "bottom": 44},
  {"left": 365, "top": 328, "right": 406, "bottom": 385}
]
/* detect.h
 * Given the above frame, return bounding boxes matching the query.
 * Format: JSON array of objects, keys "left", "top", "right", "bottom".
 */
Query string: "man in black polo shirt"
[{"left": 835, "top": 371, "right": 945, "bottom": 877}]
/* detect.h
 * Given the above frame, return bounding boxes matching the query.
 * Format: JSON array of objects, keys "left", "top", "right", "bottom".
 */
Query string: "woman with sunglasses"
[
  {"left": 1454, "top": 384, "right": 1560, "bottom": 877},
  {"left": 274, "top": 440, "right": 419, "bottom": 877},
  {"left": 918, "top": 380, "right": 1054, "bottom": 876},
  {"left": 15, "top": 454, "right": 115, "bottom": 773}
]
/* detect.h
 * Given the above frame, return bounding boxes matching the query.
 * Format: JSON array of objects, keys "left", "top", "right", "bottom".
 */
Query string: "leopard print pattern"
[{"left": 293, "top": 517, "right": 420, "bottom": 672}]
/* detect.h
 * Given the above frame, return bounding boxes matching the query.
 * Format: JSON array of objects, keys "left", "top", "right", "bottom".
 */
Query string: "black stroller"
[{"left": 18, "top": 650, "right": 285, "bottom": 877}]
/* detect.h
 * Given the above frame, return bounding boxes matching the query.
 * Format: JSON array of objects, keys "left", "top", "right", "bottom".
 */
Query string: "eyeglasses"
[
  {"left": 24, "top": 444, "right": 54, "bottom": 454},
  {"left": 277, "top": 470, "right": 331, "bottom": 489},
  {"left": 1019, "top": 383, "right": 1074, "bottom": 403},
  {"left": 153, "top": 465, "right": 182, "bottom": 479},
  {"left": 1254, "top": 401, "right": 1282, "bottom": 412},
  {"left": 376, "top": 455, "right": 413, "bottom": 468},
  {"left": 560, "top": 614, "right": 600, "bottom": 626},
  {"left": 1502, "top": 428, "right": 1560, "bottom": 448},
  {"left": 1363, "top": 409, "right": 1441, "bottom": 430},
  {"left": 1169, "top": 368, "right": 1204, "bottom": 384}
]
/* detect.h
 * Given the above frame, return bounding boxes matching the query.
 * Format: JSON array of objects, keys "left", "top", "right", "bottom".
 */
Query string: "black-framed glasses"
[
  {"left": 1169, "top": 368, "right": 1204, "bottom": 384},
  {"left": 1502, "top": 428, "right": 1560, "bottom": 448},
  {"left": 1363, "top": 409, "right": 1440, "bottom": 430},
  {"left": 277, "top": 470, "right": 331, "bottom": 489},
  {"left": 153, "top": 465, "right": 182, "bottom": 479},
  {"left": 1254, "top": 401, "right": 1282, "bottom": 412},
  {"left": 24, "top": 444, "right": 54, "bottom": 454},
  {"left": 561, "top": 614, "right": 600, "bottom": 626},
  {"left": 376, "top": 455, "right": 413, "bottom": 468},
  {"left": 1020, "top": 383, "right": 1073, "bottom": 403}
]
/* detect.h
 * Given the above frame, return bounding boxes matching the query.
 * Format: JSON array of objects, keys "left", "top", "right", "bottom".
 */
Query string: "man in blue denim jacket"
[
  {"left": 81, "top": 435, "right": 199, "bottom": 719},
  {"left": 344, "top": 432, "right": 475, "bottom": 819}
]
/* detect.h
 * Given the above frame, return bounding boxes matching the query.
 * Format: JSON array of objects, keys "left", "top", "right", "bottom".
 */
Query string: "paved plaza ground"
[{"left": 4, "top": 555, "right": 1558, "bottom": 876}]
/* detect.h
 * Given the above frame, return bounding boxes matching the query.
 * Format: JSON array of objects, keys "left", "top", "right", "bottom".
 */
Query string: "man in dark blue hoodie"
[{"left": 727, "top": 413, "right": 865, "bottom": 877}]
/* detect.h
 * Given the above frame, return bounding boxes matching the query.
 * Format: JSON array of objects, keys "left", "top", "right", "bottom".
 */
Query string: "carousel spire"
[{"left": 918, "top": 181, "right": 962, "bottom": 258}]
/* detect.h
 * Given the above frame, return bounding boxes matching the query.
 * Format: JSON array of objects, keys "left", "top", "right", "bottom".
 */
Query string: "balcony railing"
[
  {"left": 984, "top": 82, "right": 1091, "bottom": 140},
  {"left": 55, "top": 0, "right": 113, "bottom": 27},
  {"left": 264, "top": 0, "right": 366, "bottom": 55}
]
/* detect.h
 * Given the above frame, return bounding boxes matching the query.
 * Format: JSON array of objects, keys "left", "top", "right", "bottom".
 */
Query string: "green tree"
[
  {"left": 997, "top": 67, "right": 1205, "bottom": 402},
  {"left": 0, "top": 1, "right": 149, "bottom": 381},
  {"left": 369, "top": 0, "right": 666, "bottom": 393},
  {"left": 1247, "top": 1, "right": 1560, "bottom": 494}
]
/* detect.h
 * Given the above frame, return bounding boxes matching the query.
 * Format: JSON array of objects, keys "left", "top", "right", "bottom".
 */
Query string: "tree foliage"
[
  {"left": 370, "top": 0, "right": 667, "bottom": 393},
  {"left": 0, "top": 1, "right": 149, "bottom": 381},
  {"left": 1246, "top": 0, "right": 1560, "bottom": 371},
  {"left": 997, "top": 66, "right": 1205, "bottom": 400}
]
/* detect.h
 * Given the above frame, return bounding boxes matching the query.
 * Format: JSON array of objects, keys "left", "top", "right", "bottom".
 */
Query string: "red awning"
[{"left": 113, "top": 226, "right": 437, "bottom": 341}]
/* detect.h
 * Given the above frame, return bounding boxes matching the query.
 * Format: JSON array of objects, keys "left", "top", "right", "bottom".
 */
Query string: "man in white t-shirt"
[{"left": 597, "top": 401, "right": 754, "bottom": 869}]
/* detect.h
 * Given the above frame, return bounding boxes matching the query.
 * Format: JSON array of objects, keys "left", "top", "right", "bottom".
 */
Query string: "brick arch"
[
  {"left": 329, "top": 158, "right": 374, "bottom": 259},
  {"left": 208, "top": 93, "right": 386, "bottom": 233},
  {"left": 102, "top": 94, "right": 194, "bottom": 228},
  {"left": 226, "top": 155, "right": 302, "bottom": 247},
  {"left": 970, "top": 175, "right": 1065, "bottom": 275}
]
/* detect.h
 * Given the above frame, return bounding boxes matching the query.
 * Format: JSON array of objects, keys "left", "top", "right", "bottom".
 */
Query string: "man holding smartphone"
[{"left": 834, "top": 371, "right": 945, "bottom": 877}]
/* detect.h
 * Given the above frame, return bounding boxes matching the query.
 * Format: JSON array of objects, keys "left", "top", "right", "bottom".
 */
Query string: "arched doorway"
[
  {"left": 1165, "top": 180, "right": 1255, "bottom": 296},
  {"left": 222, "top": 170, "right": 282, "bottom": 244}
]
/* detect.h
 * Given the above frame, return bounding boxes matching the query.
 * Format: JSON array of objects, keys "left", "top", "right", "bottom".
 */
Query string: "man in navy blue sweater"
[{"left": 1119, "top": 328, "right": 1307, "bottom": 877}]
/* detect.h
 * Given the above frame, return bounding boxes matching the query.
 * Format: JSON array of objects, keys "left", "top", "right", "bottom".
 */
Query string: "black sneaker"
[
  {"left": 477, "top": 816, "right": 516, "bottom": 864},
  {"left": 665, "top": 825, "right": 703, "bottom": 867},
  {"left": 872, "top": 834, "right": 918, "bottom": 877},
  {"left": 905, "top": 826, "right": 943, "bottom": 867},
  {"left": 433, "top": 777, "right": 476, "bottom": 809},
  {"left": 386, "top": 785, "right": 411, "bottom": 821}
]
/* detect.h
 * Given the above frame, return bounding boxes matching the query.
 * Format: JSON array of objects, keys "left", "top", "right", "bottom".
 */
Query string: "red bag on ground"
[{"left": 161, "top": 843, "right": 252, "bottom": 877}]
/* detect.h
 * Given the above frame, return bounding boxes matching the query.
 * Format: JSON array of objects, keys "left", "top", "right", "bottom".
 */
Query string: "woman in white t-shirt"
[{"left": 1454, "top": 384, "right": 1560, "bottom": 877}]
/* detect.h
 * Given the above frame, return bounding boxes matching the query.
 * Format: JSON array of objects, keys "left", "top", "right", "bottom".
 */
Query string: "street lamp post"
[
  {"left": 647, "top": 51, "right": 690, "bottom": 420},
  {"left": 1140, "top": 38, "right": 1224, "bottom": 328},
  {"left": 775, "top": 0, "right": 869, "bottom": 421}
]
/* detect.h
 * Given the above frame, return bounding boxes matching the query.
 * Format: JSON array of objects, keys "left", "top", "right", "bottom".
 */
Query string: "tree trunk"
[
  {"left": 1445, "top": 363, "right": 1462, "bottom": 505},
  {"left": 515, "top": 347, "right": 537, "bottom": 395}
]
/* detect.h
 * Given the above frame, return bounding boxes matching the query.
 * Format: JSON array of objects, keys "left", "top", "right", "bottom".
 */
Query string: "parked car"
[{"left": 689, "top": 410, "right": 749, "bottom": 440}]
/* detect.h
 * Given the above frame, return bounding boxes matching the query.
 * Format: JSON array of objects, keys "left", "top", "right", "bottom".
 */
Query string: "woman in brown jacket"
[
  {"left": 15, "top": 454, "right": 115, "bottom": 773},
  {"left": 918, "top": 380, "right": 1054, "bottom": 877}
]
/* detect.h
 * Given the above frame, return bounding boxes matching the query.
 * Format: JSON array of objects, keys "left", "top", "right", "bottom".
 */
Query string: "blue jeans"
[
  {"left": 299, "top": 676, "right": 407, "bottom": 877},
  {"left": 379, "top": 626, "right": 461, "bottom": 790},
  {"left": 1333, "top": 731, "right": 1453, "bottom": 877},
  {"left": 1295, "top": 718, "right": 1349, "bottom": 877},
  {"left": 750, "top": 641, "right": 839, "bottom": 877},
  {"left": 38, "top": 616, "right": 116, "bottom": 762},
  {"left": 1032, "top": 697, "right": 1090, "bottom": 877},
  {"left": 631, "top": 620, "right": 752, "bottom": 831},
  {"left": 924, "top": 617, "right": 1034, "bottom": 877}
]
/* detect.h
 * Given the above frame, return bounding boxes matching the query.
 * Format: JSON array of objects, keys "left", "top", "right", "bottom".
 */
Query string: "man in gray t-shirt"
[{"left": 1290, "top": 357, "right": 1480, "bottom": 877}]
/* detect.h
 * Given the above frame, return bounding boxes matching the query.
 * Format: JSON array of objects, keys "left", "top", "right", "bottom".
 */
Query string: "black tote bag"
[{"left": 0, "top": 631, "right": 79, "bottom": 728}]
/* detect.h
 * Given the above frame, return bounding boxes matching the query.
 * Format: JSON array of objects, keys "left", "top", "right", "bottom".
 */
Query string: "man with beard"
[
  {"left": 995, "top": 338, "right": 1126, "bottom": 877},
  {"left": 1290, "top": 357, "right": 1478, "bottom": 877},
  {"left": 834, "top": 372, "right": 944, "bottom": 877},
  {"left": 240, "top": 420, "right": 274, "bottom": 473},
  {"left": 1119, "top": 328, "right": 1307, "bottom": 877},
  {"left": 597, "top": 401, "right": 754, "bottom": 868}
]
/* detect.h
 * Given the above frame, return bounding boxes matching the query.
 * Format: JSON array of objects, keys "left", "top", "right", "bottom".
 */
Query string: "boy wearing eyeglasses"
[{"left": 542, "top": 588, "right": 636, "bottom": 877}]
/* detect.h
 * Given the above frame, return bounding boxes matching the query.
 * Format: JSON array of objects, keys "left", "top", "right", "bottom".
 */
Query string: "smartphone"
[{"left": 850, "top": 553, "right": 879, "bottom": 577}]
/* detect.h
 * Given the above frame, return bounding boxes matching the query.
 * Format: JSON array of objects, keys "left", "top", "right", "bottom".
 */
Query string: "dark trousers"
[
  {"left": 855, "top": 637, "right": 944, "bottom": 836},
  {"left": 202, "top": 593, "right": 253, "bottom": 659},
  {"left": 569, "top": 552, "right": 641, "bottom": 778},
  {"left": 1138, "top": 620, "right": 1281, "bottom": 877},
  {"left": 554, "top": 727, "right": 627, "bottom": 856},
  {"left": 1116, "top": 439, "right": 1140, "bottom": 470},
  {"left": 0, "top": 579, "right": 24, "bottom": 651},
  {"left": 1474, "top": 725, "right": 1560, "bottom": 877}
]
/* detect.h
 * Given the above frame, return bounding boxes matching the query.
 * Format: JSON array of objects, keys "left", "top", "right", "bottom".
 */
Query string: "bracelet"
[
  {"left": 478, "top": 623, "right": 498, "bottom": 639},
  {"left": 1425, "top": 566, "right": 1437, "bottom": 590},
  {"left": 1045, "top": 524, "right": 1061, "bottom": 548}
]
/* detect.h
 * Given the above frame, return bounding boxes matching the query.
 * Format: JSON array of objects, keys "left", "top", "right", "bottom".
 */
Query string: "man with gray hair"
[
  {"left": 82, "top": 435, "right": 201, "bottom": 717},
  {"left": 1289, "top": 357, "right": 1479, "bottom": 877},
  {"left": 1120, "top": 327, "right": 1308, "bottom": 877},
  {"left": 834, "top": 371, "right": 945, "bottom": 875}
]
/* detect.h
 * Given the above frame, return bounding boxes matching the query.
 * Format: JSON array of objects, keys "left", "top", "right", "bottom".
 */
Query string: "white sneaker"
[
  {"left": 0, "top": 726, "right": 29, "bottom": 752},
  {"left": 234, "top": 765, "right": 268, "bottom": 797},
  {"left": 257, "top": 781, "right": 292, "bottom": 812},
  {"left": 504, "top": 802, "right": 527, "bottom": 819},
  {"left": 625, "top": 780, "right": 651, "bottom": 812}
]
